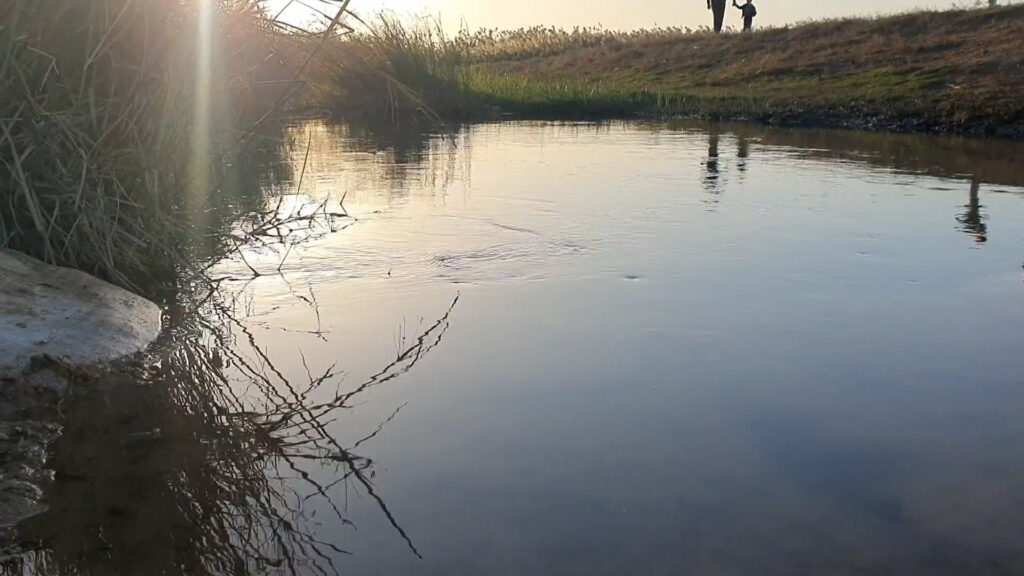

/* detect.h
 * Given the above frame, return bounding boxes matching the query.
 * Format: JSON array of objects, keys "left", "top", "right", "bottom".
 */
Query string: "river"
[{"left": 9, "top": 120, "right": 1024, "bottom": 575}]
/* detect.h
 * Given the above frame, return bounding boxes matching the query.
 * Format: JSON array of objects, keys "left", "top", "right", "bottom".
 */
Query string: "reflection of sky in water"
[{"left": 216, "top": 121, "right": 1024, "bottom": 574}]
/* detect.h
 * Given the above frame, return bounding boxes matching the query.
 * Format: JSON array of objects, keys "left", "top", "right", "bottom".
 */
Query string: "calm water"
[{"left": 13, "top": 121, "right": 1024, "bottom": 575}]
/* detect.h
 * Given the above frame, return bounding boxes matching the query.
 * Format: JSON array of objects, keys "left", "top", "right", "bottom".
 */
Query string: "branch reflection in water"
[{"left": 6, "top": 268, "right": 458, "bottom": 576}]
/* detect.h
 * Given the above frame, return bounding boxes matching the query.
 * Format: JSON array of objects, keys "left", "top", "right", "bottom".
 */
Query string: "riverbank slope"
[
  {"left": 473, "top": 6, "right": 1024, "bottom": 135},
  {"left": 315, "top": 5, "right": 1024, "bottom": 137}
]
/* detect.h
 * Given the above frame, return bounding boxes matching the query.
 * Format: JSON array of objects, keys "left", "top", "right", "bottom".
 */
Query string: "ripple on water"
[{"left": 428, "top": 239, "right": 587, "bottom": 282}]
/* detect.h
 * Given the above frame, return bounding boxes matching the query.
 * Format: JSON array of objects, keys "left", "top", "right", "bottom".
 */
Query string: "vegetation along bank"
[{"left": 309, "top": 5, "right": 1024, "bottom": 138}]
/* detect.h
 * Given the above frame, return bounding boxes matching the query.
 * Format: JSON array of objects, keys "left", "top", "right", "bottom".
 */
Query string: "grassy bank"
[{"left": 309, "top": 5, "right": 1024, "bottom": 137}]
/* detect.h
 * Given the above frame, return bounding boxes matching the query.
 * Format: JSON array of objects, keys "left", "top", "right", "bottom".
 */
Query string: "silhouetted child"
[{"left": 733, "top": 0, "right": 757, "bottom": 31}]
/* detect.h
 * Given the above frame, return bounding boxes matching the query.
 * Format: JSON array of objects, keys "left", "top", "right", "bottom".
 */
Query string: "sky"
[{"left": 268, "top": 0, "right": 1014, "bottom": 31}]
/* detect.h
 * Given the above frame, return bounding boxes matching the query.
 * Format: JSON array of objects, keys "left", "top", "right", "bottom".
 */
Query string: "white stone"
[{"left": 0, "top": 249, "right": 161, "bottom": 379}]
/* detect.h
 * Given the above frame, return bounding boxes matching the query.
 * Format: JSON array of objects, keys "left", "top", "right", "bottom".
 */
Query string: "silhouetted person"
[
  {"left": 733, "top": 0, "right": 757, "bottom": 31},
  {"left": 708, "top": 0, "right": 728, "bottom": 33},
  {"left": 958, "top": 179, "right": 988, "bottom": 243}
]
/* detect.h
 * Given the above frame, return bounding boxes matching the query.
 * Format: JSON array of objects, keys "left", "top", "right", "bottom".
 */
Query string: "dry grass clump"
[{"left": 0, "top": 0, "right": 293, "bottom": 290}]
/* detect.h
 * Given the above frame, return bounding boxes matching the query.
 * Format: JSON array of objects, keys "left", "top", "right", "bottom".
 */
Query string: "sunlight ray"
[{"left": 189, "top": 0, "right": 215, "bottom": 220}]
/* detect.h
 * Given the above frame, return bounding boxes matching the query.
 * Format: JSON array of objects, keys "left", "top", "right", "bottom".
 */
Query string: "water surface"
[{"left": 15, "top": 121, "right": 1024, "bottom": 575}]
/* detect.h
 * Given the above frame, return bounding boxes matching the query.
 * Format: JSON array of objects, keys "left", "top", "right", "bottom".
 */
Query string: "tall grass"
[{"left": 0, "top": 0, "right": 306, "bottom": 291}]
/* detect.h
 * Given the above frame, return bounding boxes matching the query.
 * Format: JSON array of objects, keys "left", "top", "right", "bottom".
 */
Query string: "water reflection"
[
  {"left": 702, "top": 131, "right": 721, "bottom": 198},
  {"left": 663, "top": 119, "right": 1023, "bottom": 251},
  {"left": 6, "top": 280, "right": 457, "bottom": 575},
  {"left": 257, "top": 121, "right": 1024, "bottom": 575},
  {"left": 663, "top": 119, "right": 1024, "bottom": 189},
  {"left": 181, "top": 122, "right": 299, "bottom": 275},
  {"left": 958, "top": 179, "right": 989, "bottom": 243},
  {"left": 283, "top": 123, "right": 468, "bottom": 204},
  {"left": 7, "top": 120, "right": 1024, "bottom": 576},
  {"left": 737, "top": 134, "right": 750, "bottom": 175},
  {"left": 702, "top": 129, "right": 753, "bottom": 202}
]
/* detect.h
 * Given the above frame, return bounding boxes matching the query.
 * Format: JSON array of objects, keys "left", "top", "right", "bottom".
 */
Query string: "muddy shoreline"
[
  {"left": 0, "top": 249, "right": 162, "bottom": 545},
  {"left": 716, "top": 112, "right": 1024, "bottom": 141}
]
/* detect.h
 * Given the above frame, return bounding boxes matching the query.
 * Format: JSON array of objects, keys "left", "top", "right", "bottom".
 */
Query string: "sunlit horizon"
[{"left": 268, "top": 0, "right": 1020, "bottom": 31}]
